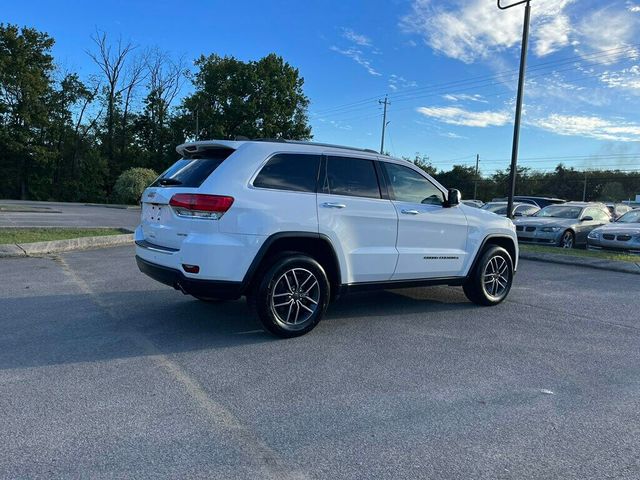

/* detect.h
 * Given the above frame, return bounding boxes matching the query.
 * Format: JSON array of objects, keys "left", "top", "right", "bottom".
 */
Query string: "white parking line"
[{"left": 55, "top": 254, "right": 309, "bottom": 480}]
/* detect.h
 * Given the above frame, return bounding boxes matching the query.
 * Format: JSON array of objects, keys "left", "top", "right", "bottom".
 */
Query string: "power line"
[
  {"left": 311, "top": 43, "right": 640, "bottom": 118},
  {"left": 314, "top": 52, "right": 639, "bottom": 123}
]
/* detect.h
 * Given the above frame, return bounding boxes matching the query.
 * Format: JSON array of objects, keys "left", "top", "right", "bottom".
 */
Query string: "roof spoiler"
[{"left": 176, "top": 140, "right": 241, "bottom": 156}]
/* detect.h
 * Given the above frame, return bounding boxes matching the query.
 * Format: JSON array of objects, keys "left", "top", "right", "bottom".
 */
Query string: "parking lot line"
[{"left": 55, "top": 254, "right": 310, "bottom": 480}]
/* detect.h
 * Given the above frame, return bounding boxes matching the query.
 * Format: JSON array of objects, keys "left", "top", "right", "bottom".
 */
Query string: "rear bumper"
[{"left": 135, "top": 256, "right": 243, "bottom": 299}]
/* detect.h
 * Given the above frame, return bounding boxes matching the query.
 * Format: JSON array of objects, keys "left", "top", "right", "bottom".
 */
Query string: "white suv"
[{"left": 135, "top": 139, "right": 518, "bottom": 337}]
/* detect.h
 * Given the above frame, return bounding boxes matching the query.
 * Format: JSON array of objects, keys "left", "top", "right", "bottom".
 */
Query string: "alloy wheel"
[
  {"left": 482, "top": 255, "right": 510, "bottom": 300},
  {"left": 270, "top": 268, "right": 320, "bottom": 328},
  {"left": 561, "top": 231, "right": 574, "bottom": 248}
]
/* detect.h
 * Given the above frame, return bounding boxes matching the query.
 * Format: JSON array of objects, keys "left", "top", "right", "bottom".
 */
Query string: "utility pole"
[
  {"left": 474, "top": 154, "right": 480, "bottom": 200},
  {"left": 195, "top": 107, "right": 200, "bottom": 141},
  {"left": 583, "top": 171, "right": 588, "bottom": 201},
  {"left": 379, "top": 95, "right": 390, "bottom": 154},
  {"left": 498, "top": 0, "right": 531, "bottom": 219}
]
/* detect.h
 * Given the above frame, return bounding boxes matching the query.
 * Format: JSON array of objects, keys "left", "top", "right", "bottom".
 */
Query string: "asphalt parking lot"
[
  {"left": 0, "top": 200, "right": 140, "bottom": 230},
  {"left": 1, "top": 246, "right": 639, "bottom": 479}
]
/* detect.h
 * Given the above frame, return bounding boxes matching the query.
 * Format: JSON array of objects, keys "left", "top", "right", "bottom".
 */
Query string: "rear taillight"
[{"left": 169, "top": 194, "right": 234, "bottom": 219}]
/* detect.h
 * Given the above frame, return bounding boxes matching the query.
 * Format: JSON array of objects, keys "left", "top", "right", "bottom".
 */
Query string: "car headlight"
[
  {"left": 540, "top": 226, "right": 562, "bottom": 232},
  {"left": 588, "top": 231, "right": 600, "bottom": 239}
]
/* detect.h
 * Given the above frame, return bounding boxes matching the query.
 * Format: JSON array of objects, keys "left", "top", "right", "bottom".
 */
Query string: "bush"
[{"left": 113, "top": 168, "right": 158, "bottom": 204}]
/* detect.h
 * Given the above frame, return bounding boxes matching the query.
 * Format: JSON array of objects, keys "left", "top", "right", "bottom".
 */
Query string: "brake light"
[{"left": 169, "top": 194, "right": 234, "bottom": 219}]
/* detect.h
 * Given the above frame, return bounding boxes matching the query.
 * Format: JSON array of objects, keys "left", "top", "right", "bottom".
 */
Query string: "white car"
[{"left": 135, "top": 139, "right": 518, "bottom": 337}]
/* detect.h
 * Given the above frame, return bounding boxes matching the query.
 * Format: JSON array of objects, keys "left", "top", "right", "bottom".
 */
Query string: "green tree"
[
  {"left": 179, "top": 53, "right": 312, "bottom": 140},
  {"left": 599, "top": 181, "right": 626, "bottom": 201},
  {"left": 113, "top": 167, "right": 158, "bottom": 204},
  {"left": 0, "top": 24, "right": 56, "bottom": 199}
]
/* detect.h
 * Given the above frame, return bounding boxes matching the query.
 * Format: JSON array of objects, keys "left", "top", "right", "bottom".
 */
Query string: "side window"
[
  {"left": 383, "top": 162, "right": 444, "bottom": 206},
  {"left": 321, "top": 156, "right": 381, "bottom": 199},
  {"left": 583, "top": 207, "right": 607, "bottom": 221},
  {"left": 253, "top": 153, "right": 320, "bottom": 193},
  {"left": 519, "top": 205, "right": 537, "bottom": 215},
  {"left": 596, "top": 208, "right": 611, "bottom": 221}
]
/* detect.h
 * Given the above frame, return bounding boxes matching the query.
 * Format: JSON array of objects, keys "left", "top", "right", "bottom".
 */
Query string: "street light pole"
[{"left": 498, "top": 0, "right": 531, "bottom": 219}]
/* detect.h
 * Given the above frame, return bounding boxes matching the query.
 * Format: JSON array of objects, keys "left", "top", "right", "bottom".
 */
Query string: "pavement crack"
[{"left": 54, "top": 254, "right": 309, "bottom": 480}]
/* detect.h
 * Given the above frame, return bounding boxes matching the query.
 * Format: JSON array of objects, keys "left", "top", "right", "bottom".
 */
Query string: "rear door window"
[
  {"left": 321, "top": 156, "right": 381, "bottom": 199},
  {"left": 152, "top": 148, "right": 233, "bottom": 188},
  {"left": 253, "top": 153, "right": 320, "bottom": 192}
]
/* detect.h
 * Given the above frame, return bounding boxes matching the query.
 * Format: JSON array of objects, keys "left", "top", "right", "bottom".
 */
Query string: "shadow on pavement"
[{"left": 0, "top": 286, "right": 474, "bottom": 371}]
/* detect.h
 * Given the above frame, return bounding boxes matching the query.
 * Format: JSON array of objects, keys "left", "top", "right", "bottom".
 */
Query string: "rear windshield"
[{"left": 151, "top": 148, "right": 233, "bottom": 188}]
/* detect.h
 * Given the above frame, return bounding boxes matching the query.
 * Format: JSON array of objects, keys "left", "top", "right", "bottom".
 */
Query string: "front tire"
[
  {"left": 463, "top": 245, "right": 513, "bottom": 306},
  {"left": 558, "top": 230, "right": 575, "bottom": 249},
  {"left": 253, "top": 254, "right": 330, "bottom": 338}
]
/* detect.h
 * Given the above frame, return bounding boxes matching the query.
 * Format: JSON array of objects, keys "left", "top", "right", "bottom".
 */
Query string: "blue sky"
[{"left": 5, "top": 0, "right": 640, "bottom": 175}]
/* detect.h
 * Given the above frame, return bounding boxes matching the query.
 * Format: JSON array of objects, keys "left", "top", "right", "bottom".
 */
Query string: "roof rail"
[{"left": 252, "top": 138, "right": 379, "bottom": 155}]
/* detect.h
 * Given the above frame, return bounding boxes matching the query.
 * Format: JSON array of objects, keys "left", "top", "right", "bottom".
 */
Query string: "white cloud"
[
  {"left": 627, "top": 2, "right": 640, "bottom": 12},
  {"left": 440, "top": 131, "right": 467, "bottom": 139},
  {"left": 342, "top": 28, "right": 372, "bottom": 47},
  {"left": 575, "top": 8, "right": 639, "bottom": 64},
  {"left": 534, "top": 13, "right": 572, "bottom": 56},
  {"left": 416, "top": 106, "right": 510, "bottom": 127},
  {"left": 388, "top": 74, "right": 418, "bottom": 91},
  {"left": 532, "top": 114, "right": 640, "bottom": 142},
  {"left": 442, "top": 93, "right": 488, "bottom": 103},
  {"left": 330, "top": 46, "right": 382, "bottom": 76},
  {"left": 400, "top": 0, "right": 575, "bottom": 64},
  {"left": 600, "top": 65, "right": 640, "bottom": 92}
]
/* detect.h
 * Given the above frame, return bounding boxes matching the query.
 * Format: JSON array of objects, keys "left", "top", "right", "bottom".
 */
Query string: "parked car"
[
  {"left": 481, "top": 201, "right": 540, "bottom": 217},
  {"left": 587, "top": 209, "right": 640, "bottom": 253},
  {"left": 513, "top": 202, "right": 611, "bottom": 248},
  {"left": 492, "top": 196, "right": 566, "bottom": 208},
  {"left": 606, "top": 202, "right": 633, "bottom": 219},
  {"left": 462, "top": 199, "right": 484, "bottom": 208},
  {"left": 135, "top": 139, "right": 518, "bottom": 337}
]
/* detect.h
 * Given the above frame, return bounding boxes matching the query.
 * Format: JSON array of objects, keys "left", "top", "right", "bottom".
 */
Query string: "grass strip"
[
  {"left": 0, "top": 227, "right": 125, "bottom": 244},
  {"left": 520, "top": 244, "right": 640, "bottom": 264}
]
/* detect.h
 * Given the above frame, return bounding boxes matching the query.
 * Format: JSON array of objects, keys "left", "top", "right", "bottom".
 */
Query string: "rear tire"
[
  {"left": 253, "top": 254, "right": 330, "bottom": 338},
  {"left": 463, "top": 245, "right": 513, "bottom": 306}
]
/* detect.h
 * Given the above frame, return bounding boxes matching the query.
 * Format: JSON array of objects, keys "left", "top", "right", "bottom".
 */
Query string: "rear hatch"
[{"left": 140, "top": 146, "right": 235, "bottom": 249}]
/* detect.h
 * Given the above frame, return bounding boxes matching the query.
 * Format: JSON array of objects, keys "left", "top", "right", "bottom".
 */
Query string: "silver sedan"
[
  {"left": 513, "top": 202, "right": 612, "bottom": 248},
  {"left": 587, "top": 209, "right": 640, "bottom": 253}
]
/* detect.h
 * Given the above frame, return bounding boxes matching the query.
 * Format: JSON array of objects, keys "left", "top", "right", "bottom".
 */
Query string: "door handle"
[
  {"left": 401, "top": 209, "right": 420, "bottom": 215},
  {"left": 321, "top": 202, "right": 346, "bottom": 209}
]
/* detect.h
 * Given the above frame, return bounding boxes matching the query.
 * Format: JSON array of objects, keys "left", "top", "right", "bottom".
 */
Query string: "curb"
[
  {"left": 83, "top": 203, "right": 140, "bottom": 210},
  {"left": 520, "top": 251, "right": 640, "bottom": 275},
  {"left": 0, "top": 233, "right": 133, "bottom": 258}
]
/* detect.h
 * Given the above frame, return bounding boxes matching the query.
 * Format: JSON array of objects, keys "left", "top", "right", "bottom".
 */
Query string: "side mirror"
[
  {"left": 445, "top": 189, "right": 461, "bottom": 208},
  {"left": 513, "top": 211, "right": 523, "bottom": 217},
  {"left": 581, "top": 216, "right": 593, "bottom": 222}
]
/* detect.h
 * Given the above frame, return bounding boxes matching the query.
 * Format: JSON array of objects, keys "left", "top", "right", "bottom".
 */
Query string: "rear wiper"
[{"left": 158, "top": 178, "right": 182, "bottom": 186}]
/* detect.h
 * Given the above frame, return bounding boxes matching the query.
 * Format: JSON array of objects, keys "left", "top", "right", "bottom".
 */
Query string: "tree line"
[
  {"left": 1, "top": 24, "right": 637, "bottom": 204},
  {"left": 0, "top": 24, "right": 311, "bottom": 202},
  {"left": 409, "top": 156, "right": 639, "bottom": 203}
]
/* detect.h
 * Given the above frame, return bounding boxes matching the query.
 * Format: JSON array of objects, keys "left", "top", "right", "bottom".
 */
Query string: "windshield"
[
  {"left": 534, "top": 205, "right": 582, "bottom": 219},
  {"left": 481, "top": 203, "right": 508, "bottom": 214},
  {"left": 616, "top": 210, "right": 640, "bottom": 223}
]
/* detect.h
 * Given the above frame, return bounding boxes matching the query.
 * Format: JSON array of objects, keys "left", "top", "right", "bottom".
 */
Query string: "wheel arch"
[
  {"left": 242, "top": 232, "right": 341, "bottom": 298},
  {"left": 468, "top": 234, "right": 518, "bottom": 277}
]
